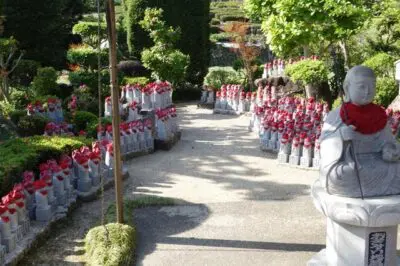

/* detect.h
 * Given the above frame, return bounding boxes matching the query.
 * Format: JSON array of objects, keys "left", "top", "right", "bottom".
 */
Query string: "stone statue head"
[{"left": 343, "top": 65, "right": 376, "bottom": 105}]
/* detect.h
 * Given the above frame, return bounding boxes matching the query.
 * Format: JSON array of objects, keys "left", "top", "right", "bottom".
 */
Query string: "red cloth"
[{"left": 340, "top": 103, "right": 388, "bottom": 134}]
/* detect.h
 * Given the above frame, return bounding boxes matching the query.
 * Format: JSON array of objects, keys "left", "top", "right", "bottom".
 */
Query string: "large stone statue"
[{"left": 320, "top": 65, "right": 400, "bottom": 198}]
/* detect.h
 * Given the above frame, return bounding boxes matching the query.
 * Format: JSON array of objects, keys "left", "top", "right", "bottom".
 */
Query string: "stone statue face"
[{"left": 344, "top": 66, "right": 376, "bottom": 106}]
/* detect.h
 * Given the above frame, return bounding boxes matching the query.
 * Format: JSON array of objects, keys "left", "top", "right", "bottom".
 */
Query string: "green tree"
[
  {"left": 244, "top": 0, "right": 369, "bottom": 65},
  {"left": 140, "top": 8, "right": 189, "bottom": 85},
  {"left": 122, "top": 0, "right": 210, "bottom": 85},
  {"left": 2, "top": 0, "right": 83, "bottom": 68},
  {"left": 0, "top": 37, "right": 24, "bottom": 101}
]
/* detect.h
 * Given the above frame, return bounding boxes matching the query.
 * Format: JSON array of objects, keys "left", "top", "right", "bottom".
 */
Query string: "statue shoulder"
[{"left": 321, "top": 108, "right": 343, "bottom": 139}]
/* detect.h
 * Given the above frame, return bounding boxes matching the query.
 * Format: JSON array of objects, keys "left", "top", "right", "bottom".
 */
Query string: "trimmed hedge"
[
  {"left": 122, "top": 76, "right": 150, "bottom": 86},
  {"left": 73, "top": 111, "right": 98, "bottom": 131},
  {"left": 122, "top": 0, "right": 210, "bottom": 85},
  {"left": 0, "top": 136, "right": 93, "bottom": 197}
]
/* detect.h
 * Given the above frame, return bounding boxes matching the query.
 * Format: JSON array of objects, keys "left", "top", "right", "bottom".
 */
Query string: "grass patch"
[
  {"left": 105, "top": 196, "right": 178, "bottom": 225},
  {"left": 85, "top": 223, "right": 136, "bottom": 266}
]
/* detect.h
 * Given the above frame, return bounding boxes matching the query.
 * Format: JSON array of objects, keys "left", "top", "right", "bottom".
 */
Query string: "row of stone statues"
[
  {"left": 27, "top": 98, "right": 64, "bottom": 124},
  {"left": 214, "top": 84, "right": 249, "bottom": 114}
]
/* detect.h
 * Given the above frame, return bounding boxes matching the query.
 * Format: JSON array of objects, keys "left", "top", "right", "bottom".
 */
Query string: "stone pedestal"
[
  {"left": 289, "top": 155, "right": 300, "bottom": 165},
  {"left": 309, "top": 180, "right": 400, "bottom": 266},
  {"left": 277, "top": 153, "right": 289, "bottom": 164}
]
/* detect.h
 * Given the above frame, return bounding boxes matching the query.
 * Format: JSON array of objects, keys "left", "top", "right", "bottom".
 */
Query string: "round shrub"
[
  {"left": 10, "top": 90, "right": 32, "bottom": 110},
  {"left": 375, "top": 77, "right": 398, "bottom": 107},
  {"left": 86, "top": 117, "right": 112, "bottom": 138},
  {"left": 32, "top": 67, "right": 59, "bottom": 96},
  {"left": 122, "top": 76, "right": 150, "bottom": 86},
  {"left": 363, "top": 53, "right": 395, "bottom": 78},
  {"left": 204, "top": 66, "right": 242, "bottom": 89},
  {"left": 285, "top": 59, "right": 329, "bottom": 85},
  {"left": 73, "top": 111, "right": 98, "bottom": 131},
  {"left": 117, "top": 60, "right": 150, "bottom": 77},
  {"left": 17, "top": 115, "right": 49, "bottom": 137},
  {"left": 85, "top": 223, "right": 136, "bottom": 266},
  {"left": 67, "top": 46, "right": 109, "bottom": 70},
  {"left": 9, "top": 110, "right": 27, "bottom": 125}
]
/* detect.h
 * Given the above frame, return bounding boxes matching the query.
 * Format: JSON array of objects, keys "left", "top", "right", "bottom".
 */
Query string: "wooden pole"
[{"left": 105, "top": 0, "right": 124, "bottom": 223}]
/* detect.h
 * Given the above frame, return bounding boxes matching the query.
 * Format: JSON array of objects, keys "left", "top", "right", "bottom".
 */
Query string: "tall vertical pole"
[{"left": 105, "top": 0, "right": 124, "bottom": 223}]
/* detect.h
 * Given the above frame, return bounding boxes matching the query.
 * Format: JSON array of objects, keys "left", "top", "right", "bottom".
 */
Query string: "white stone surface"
[{"left": 310, "top": 180, "right": 400, "bottom": 266}]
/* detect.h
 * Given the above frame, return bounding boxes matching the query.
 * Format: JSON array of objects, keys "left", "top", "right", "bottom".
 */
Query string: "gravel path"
[{"left": 20, "top": 103, "right": 325, "bottom": 266}]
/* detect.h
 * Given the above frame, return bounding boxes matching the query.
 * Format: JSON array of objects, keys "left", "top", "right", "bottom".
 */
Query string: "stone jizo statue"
[{"left": 320, "top": 65, "right": 400, "bottom": 198}]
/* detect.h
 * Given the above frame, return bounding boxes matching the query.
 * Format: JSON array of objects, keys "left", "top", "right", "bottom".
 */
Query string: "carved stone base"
[
  {"left": 310, "top": 180, "right": 400, "bottom": 266},
  {"left": 268, "top": 140, "right": 277, "bottom": 151},
  {"left": 35, "top": 206, "right": 52, "bottom": 222},
  {"left": 289, "top": 155, "right": 300, "bottom": 165},
  {"left": 313, "top": 157, "right": 320, "bottom": 169},
  {"left": 300, "top": 156, "right": 312, "bottom": 168},
  {"left": 277, "top": 153, "right": 289, "bottom": 164},
  {"left": 2, "top": 235, "right": 16, "bottom": 253},
  {"left": 77, "top": 178, "right": 92, "bottom": 193}
]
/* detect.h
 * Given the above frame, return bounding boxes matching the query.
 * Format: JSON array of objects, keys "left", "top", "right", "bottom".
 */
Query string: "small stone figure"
[
  {"left": 33, "top": 180, "right": 52, "bottom": 222},
  {"left": 277, "top": 133, "right": 291, "bottom": 163},
  {"left": 289, "top": 136, "right": 301, "bottom": 165}
]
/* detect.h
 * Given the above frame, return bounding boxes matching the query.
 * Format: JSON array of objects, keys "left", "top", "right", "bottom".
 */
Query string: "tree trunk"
[
  {"left": 1, "top": 76, "right": 9, "bottom": 102},
  {"left": 303, "top": 45, "right": 310, "bottom": 57},
  {"left": 338, "top": 41, "right": 350, "bottom": 70},
  {"left": 305, "top": 83, "right": 317, "bottom": 99}
]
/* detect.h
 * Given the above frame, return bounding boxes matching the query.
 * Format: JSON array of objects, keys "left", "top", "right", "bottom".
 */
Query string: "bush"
[
  {"left": 210, "top": 32, "right": 236, "bottom": 43},
  {"left": 363, "top": 53, "right": 395, "bottom": 78},
  {"left": 220, "top": 15, "right": 248, "bottom": 22},
  {"left": 203, "top": 66, "right": 242, "bottom": 89},
  {"left": 285, "top": 59, "right": 329, "bottom": 85},
  {"left": 69, "top": 69, "right": 116, "bottom": 97},
  {"left": 173, "top": 82, "right": 201, "bottom": 102},
  {"left": 0, "top": 136, "right": 92, "bottom": 197},
  {"left": 32, "top": 67, "right": 59, "bottom": 96},
  {"left": 67, "top": 46, "right": 109, "bottom": 70},
  {"left": 122, "top": 0, "right": 210, "bottom": 85},
  {"left": 122, "top": 76, "right": 150, "bottom": 86},
  {"left": 210, "top": 18, "right": 220, "bottom": 26},
  {"left": 375, "top": 77, "right": 398, "bottom": 107},
  {"left": 117, "top": 60, "right": 150, "bottom": 77},
  {"left": 10, "top": 59, "right": 41, "bottom": 87},
  {"left": 73, "top": 111, "right": 98, "bottom": 131},
  {"left": 332, "top": 97, "right": 342, "bottom": 109},
  {"left": 72, "top": 22, "right": 107, "bottom": 48},
  {"left": 210, "top": 25, "right": 221, "bottom": 34},
  {"left": 17, "top": 115, "right": 49, "bottom": 137},
  {"left": 0, "top": 101, "right": 16, "bottom": 118},
  {"left": 10, "top": 90, "right": 32, "bottom": 110},
  {"left": 9, "top": 110, "right": 27, "bottom": 125},
  {"left": 86, "top": 117, "right": 112, "bottom": 139},
  {"left": 85, "top": 223, "right": 136, "bottom": 266}
]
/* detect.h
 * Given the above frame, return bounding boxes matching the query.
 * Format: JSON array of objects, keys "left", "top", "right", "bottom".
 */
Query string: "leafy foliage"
[
  {"left": 224, "top": 22, "right": 261, "bottom": 90},
  {"left": 203, "top": 66, "right": 242, "bottom": 89},
  {"left": 244, "top": 0, "right": 369, "bottom": 57},
  {"left": 0, "top": 135, "right": 92, "bottom": 197},
  {"left": 67, "top": 45, "right": 109, "bottom": 70},
  {"left": 374, "top": 77, "right": 398, "bottom": 107},
  {"left": 10, "top": 59, "right": 41, "bottom": 87},
  {"left": 122, "top": 76, "right": 150, "bottom": 86},
  {"left": 72, "top": 22, "right": 107, "bottom": 48},
  {"left": 362, "top": 52, "right": 395, "bottom": 78},
  {"left": 17, "top": 115, "right": 49, "bottom": 137},
  {"left": 2, "top": 0, "right": 83, "bottom": 68},
  {"left": 122, "top": 0, "right": 210, "bottom": 84},
  {"left": 285, "top": 60, "right": 329, "bottom": 85},
  {"left": 140, "top": 8, "right": 190, "bottom": 85},
  {"left": 31, "top": 67, "right": 59, "bottom": 96},
  {"left": 73, "top": 111, "right": 98, "bottom": 131}
]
